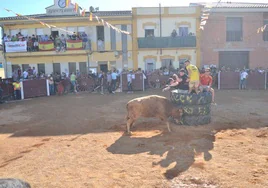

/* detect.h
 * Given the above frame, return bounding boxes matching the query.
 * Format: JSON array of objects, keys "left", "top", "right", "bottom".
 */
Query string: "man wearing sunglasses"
[{"left": 200, "top": 68, "right": 216, "bottom": 105}]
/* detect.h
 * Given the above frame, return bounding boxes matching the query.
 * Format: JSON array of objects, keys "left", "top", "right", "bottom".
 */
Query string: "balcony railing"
[
  {"left": 138, "top": 36, "right": 196, "bottom": 48},
  {"left": 4, "top": 40, "right": 92, "bottom": 53}
]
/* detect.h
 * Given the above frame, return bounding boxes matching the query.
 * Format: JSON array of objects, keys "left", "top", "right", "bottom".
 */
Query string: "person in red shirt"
[{"left": 199, "top": 68, "right": 216, "bottom": 105}]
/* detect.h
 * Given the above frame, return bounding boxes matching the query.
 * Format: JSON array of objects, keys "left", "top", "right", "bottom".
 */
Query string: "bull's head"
[{"left": 171, "top": 107, "right": 183, "bottom": 120}]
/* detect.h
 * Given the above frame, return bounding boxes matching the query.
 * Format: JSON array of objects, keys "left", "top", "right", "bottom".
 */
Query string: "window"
[
  {"left": 179, "top": 58, "right": 187, "bottom": 69},
  {"left": 161, "top": 59, "right": 173, "bottom": 69},
  {"left": 145, "top": 58, "right": 156, "bottom": 71},
  {"left": 37, "top": 64, "right": 45, "bottom": 74},
  {"left": 68, "top": 62, "right": 76, "bottom": 74},
  {"left": 10, "top": 29, "right": 19, "bottom": 36},
  {"left": 36, "top": 28, "right": 44, "bottom": 36},
  {"left": 110, "top": 28, "right": 116, "bottom": 50},
  {"left": 79, "top": 62, "right": 87, "bottom": 74},
  {"left": 226, "top": 17, "right": 243, "bottom": 42},
  {"left": 145, "top": 29, "right": 154, "bottom": 37},
  {"left": 53, "top": 63, "right": 61, "bottom": 74},
  {"left": 178, "top": 27, "right": 189, "bottom": 36},
  {"left": 97, "top": 26, "right": 105, "bottom": 51},
  {"left": 20, "top": 29, "right": 28, "bottom": 37},
  {"left": 263, "top": 20, "right": 268, "bottom": 41},
  {"left": 22, "top": 64, "right": 29, "bottom": 72}
]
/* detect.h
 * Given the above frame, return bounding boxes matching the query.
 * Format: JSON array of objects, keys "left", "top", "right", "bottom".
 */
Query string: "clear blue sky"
[{"left": 0, "top": 0, "right": 260, "bottom": 17}]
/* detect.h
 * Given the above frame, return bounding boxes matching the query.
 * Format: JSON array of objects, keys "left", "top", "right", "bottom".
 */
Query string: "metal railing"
[{"left": 138, "top": 36, "right": 196, "bottom": 48}]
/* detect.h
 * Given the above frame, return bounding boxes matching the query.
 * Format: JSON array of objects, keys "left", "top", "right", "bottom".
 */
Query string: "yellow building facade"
[
  {"left": 132, "top": 6, "right": 201, "bottom": 71},
  {"left": 0, "top": 0, "right": 132, "bottom": 75}
]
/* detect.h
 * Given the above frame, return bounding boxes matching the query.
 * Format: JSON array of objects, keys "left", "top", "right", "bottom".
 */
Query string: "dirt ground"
[{"left": 0, "top": 90, "right": 267, "bottom": 188}]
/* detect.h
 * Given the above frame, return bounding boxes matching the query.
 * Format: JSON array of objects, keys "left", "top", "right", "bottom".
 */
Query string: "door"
[
  {"left": 219, "top": 51, "right": 249, "bottom": 70},
  {"left": 68, "top": 62, "right": 76, "bottom": 74},
  {"left": 145, "top": 58, "right": 156, "bottom": 71},
  {"left": 100, "top": 64, "right": 108, "bottom": 73},
  {"left": 51, "top": 31, "right": 59, "bottom": 38},
  {"left": 53, "top": 63, "right": 61, "bottom": 74},
  {"left": 79, "top": 62, "right": 87, "bottom": 74}
]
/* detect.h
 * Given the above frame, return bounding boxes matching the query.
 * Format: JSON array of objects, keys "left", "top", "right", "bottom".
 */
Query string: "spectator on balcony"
[
  {"left": 43, "top": 35, "right": 49, "bottom": 42},
  {"left": 27, "top": 37, "right": 33, "bottom": 52},
  {"left": 11, "top": 35, "right": 17, "bottom": 42},
  {"left": 31, "top": 35, "right": 37, "bottom": 51},
  {"left": 81, "top": 33, "right": 88, "bottom": 49},
  {"left": 71, "top": 32, "right": 77, "bottom": 40},
  {"left": 97, "top": 38, "right": 104, "bottom": 51},
  {"left": 171, "top": 29, "right": 177, "bottom": 37},
  {"left": 60, "top": 34, "right": 66, "bottom": 49},
  {"left": 55, "top": 35, "right": 61, "bottom": 52}
]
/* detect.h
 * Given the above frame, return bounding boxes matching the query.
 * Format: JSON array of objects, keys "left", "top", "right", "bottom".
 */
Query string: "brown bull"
[{"left": 126, "top": 95, "right": 183, "bottom": 134}]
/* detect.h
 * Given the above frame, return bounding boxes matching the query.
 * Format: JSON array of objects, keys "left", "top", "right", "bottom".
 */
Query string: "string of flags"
[{"left": 3, "top": 0, "right": 131, "bottom": 36}]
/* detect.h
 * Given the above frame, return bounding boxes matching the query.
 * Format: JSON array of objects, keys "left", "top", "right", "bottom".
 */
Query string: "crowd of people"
[
  {"left": 2, "top": 31, "right": 91, "bottom": 52},
  {"left": 162, "top": 60, "right": 216, "bottom": 105}
]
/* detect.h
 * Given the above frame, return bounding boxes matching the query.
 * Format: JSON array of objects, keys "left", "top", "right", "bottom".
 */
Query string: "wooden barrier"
[
  {"left": 22, "top": 79, "right": 48, "bottom": 99},
  {"left": 121, "top": 73, "right": 144, "bottom": 91},
  {"left": 218, "top": 71, "right": 267, "bottom": 90}
]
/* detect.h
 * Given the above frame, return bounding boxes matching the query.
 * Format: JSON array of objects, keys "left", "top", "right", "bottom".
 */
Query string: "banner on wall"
[
  {"left": 5, "top": 41, "right": 27, "bottom": 53},
  {"left": 39, "top": 41, "right": 54, "bottom": 51},
  {"left": 66, "top": 40, "right": 83, "bottom": 50}
]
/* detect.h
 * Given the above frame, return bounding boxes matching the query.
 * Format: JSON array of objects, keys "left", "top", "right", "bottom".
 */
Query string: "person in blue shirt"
[{"left": 111, "top": 70, "right": 118, "bottom": 94}]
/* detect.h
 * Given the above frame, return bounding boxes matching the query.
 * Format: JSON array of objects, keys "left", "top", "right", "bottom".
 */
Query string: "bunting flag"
[
  {"left": 66, "top": 0, "right": 70, "bottom": 7},
  {"left": 89, "top": 12, "right": 92, "bottom": 21},
  {"left": 95, "top": 15, "right": 100, "bottom": 23},
  {"left": 81, "top": 9, "right": 86, "bottom": 17},
  {"left": 74, "top": 3, "right": 79, "bottom": 12},
  {"left": 3, "top": 7, "right": 131, "bottom": 35}
]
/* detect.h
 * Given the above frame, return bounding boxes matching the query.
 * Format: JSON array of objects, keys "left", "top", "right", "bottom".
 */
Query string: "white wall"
[
  {"left": 45, "top": 63, "right": 53, "bottom": 74},
  {"left": 137, "top": 17, "right": 196, "bottom": 38},
  {"left": 137, "top": 49, "right": 196, "bottom": 70}
]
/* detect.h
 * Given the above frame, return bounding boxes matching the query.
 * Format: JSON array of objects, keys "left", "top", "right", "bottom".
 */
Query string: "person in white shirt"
[
  {"left": 111, "top": 70, "right": 118, "bottom": 94},
  {"left": 127, "top": 71, "right": 133, "bottom": 93},
  {"left": 23, "top": 70, "right": 28, "bottom": 79},
  {"left": 240, "top": 70, "right": 248, "bottom": 90}
]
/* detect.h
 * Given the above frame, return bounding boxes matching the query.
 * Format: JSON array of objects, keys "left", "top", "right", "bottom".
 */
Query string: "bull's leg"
[{"left": 126, "top": 119, "right": 134, "bottom": 134}]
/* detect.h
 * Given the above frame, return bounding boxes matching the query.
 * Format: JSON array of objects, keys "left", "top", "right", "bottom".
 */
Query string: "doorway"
[
  {"left": 99, "top": 64, "right": 108, "bottom": 73},
  {"left": 51, "top": 31, "right": 59, "bottom": 38}
]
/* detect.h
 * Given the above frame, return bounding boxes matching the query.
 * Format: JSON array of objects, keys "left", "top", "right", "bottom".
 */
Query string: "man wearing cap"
[
  {"left": 200, "top": 68, "right": 216, "bottom": 105},
  {"left": 184, "top": 60, "right": 200, "bottom": 94}
]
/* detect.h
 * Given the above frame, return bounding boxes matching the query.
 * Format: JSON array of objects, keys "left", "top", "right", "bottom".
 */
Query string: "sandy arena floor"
[{"left": 0, "top": 90, "right": 267, "bottom": 188}]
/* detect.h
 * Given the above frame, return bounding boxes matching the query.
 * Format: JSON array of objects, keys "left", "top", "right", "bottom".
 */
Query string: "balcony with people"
[
  {"left": 138, "top": 27, "right": 196, "bottom": 49},
  {"left": 2, "top": 31, "right": 92, "bottom": 54}
]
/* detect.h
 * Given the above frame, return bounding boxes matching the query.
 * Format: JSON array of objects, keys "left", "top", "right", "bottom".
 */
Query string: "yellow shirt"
[
  {"left": 186, "top": 64, "right": 200, "bottom": 81},
  {"left": 13, "top": 82, "right": 21, "bottom": 90}
]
